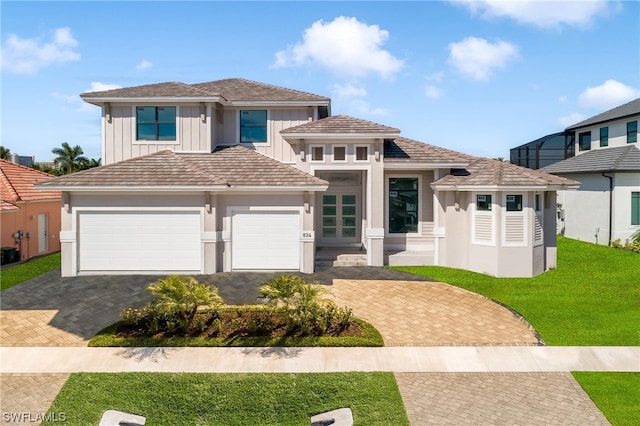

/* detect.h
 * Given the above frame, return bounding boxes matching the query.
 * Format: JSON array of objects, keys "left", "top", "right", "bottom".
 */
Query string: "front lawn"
[
  {"left": 44, "top": 372, "right": 409, "bottom": 426},
  {"left": 572, "top": 372, "right": 640, "bottom": 426},
  {"left": 0, "top": 252, "right": 60, "bottom": 291},
  {"left": 392, "top": 237, "right": 640, "bottom": 346}
]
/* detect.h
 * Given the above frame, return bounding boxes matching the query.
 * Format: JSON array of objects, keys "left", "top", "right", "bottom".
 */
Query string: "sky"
[{"left": 1, "top": 0, "right": 639, "bottom": 162}]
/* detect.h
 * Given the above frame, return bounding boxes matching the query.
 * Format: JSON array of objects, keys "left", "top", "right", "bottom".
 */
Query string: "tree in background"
[
  {"left": 0, "top": 146, "right": 10, "bottom": 160},
  {"left": 79, "top": 157, "right": 101, "bottom": 170},
  {"left": 51, "top": 142, "right": 88, "bottom": 174}
]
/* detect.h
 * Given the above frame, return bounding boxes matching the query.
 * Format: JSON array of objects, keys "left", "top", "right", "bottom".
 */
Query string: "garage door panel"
[
  {"left": 232, "top": 211, "right": 300, "bottom": 270},
  {"left": 79, "top": 211, "right": 201, "bottom": 272}
]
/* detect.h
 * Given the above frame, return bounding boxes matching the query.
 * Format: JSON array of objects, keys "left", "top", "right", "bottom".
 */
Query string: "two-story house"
[
  {"left": 39, "top": 78, "right": 578, "bottom": 278},
  {"left": 541, "top": 98, "right": 640, "bottom": 245}
]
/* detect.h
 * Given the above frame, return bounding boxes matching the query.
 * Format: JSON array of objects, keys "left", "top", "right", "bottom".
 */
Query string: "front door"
[
  {"left": 320, "top": 193, "right": 359, "bottom": 245},
  {"left": 38, "top": 213, "right": 49, "bottom": 253}
]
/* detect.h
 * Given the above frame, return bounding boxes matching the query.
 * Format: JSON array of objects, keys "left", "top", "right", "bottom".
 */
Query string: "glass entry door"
[{"left": 321, "top": 193, "right": 359, "bottom": 244}]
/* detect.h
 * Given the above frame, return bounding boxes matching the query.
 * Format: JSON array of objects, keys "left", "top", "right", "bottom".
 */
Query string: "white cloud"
[
  {"left": 1, "top": 27, "right": 80, "bottom": 74},
  {"left": 558, "top": 95, "right": 568, "bottom": 103},
  {"left": 349, "top": 99, "right": 389, "bottom": 116},
  {"left": 558, "top": 112, "right": 586, "bottom": 128},
  {"left": 425, "top": 85, "right": 444, "bottom": 99},
  {"left": 448, "top": 37, "right": 518, "bottom": 81},
  {"left": 331, "top": 83, "right": 368, "bottom": 99},
  {"left": 86, "top": 82, "right": 122, "bottom": 92},
  {"left": 452, "top": 0, "right": 612, "bottom": 29},
  {"left": 136, "top": 60, "right": 153, "bottom": 70},
  {"left": 273, "top": 16, "right": 404, "bottom": 80},
  {"left": 577, "top": 79, "right": 640, "bottom": 110},
  {"left": 425, "top": 71, "right": 444, "bottom": 82}
]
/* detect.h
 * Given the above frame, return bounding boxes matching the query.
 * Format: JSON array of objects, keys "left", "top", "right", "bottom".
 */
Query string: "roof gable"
[
  {"left": 0, "top": 160, "right": 60, "bottom": 203},
  {"left": 281, "top": 115, "right": 400, "bottom": 135},
  {"left": 540, "top": 145, "right": 640, "bottom": 174},
  {"left": 384, "top": 137, "right": 473, "bottom": 164}
]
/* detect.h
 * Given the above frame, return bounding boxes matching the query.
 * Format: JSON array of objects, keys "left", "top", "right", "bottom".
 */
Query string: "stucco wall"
[
  {"left": 1, "top": 200, "right": 61, "bottom": 262},
  {"left": 574, "top": 115, "right": 639, "bottom": 154}
]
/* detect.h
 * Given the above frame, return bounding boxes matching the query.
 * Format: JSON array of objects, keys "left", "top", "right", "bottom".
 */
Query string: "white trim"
[
  {"left": 206, "top": 105, "right": 212, "bottom": 152},
  {"left": 83, "top": 96, "right": 225, "bottom": 104},
  {"left": 471, "top": 192, "right": 496, "bottom": 246},
  {"left": 385, "top": 175, "right": 423, "bottom": 237},
  {"left": 39, "top": 185, "right": 327, "bottom": 192},
  {"left": 131, "top": 105, "right": 181, "bottom": 145},
  {"left": 331, "top": 144, "right": 348, "bottom": 163},
  {"left": 309, "top": 144, "right": 325, "bottom": 163},
  {"left": 502, "top": 193, "right": 528, "bottom": 247},
  {"left": 354, "top": 144, "right": 370, "bottom": 162}
]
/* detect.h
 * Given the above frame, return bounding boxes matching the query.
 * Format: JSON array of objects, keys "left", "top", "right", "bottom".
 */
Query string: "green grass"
[
  {"left": 391, "top": 237, "right": 640, "bottom": 346},
  {"left": 43, "top": 372, "right": 409, "bottom": 426},
  {"left": 89, "top": 318, "right": 384, "bottom": 347},
  {"left": 572, "top": 373, "right": 640, "bottom": 426},
  {"left": 0, "top": 252, "right": 61, "bottom": 291}
]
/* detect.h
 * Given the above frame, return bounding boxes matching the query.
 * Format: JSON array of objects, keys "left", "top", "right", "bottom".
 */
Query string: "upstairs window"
[
  {"left": 311, "top": 146, "right": 324, "bottom": 162},
  {"left": 600, "top": 127, "right": 608, "bottom": 147},
  {"left": 628, "top": 121, "right": 638, "bottom": 143},
  {"left": 355, "top": 146, "right": 368, "bottom": 161},
  {"left": 579, "top": 131, "right": 591, "bottom": 151},
  {"left": 332, "top": 145, "right": 346, "bottom": 162},
  {"left": 136, "top": 107, "right": 176, "bottom": 141},
  {"left": 389, "top": 178, "right": 418, "bottom": 233},
  {"left": 240, "top": 110, "right": 267, "bottom": 143}
]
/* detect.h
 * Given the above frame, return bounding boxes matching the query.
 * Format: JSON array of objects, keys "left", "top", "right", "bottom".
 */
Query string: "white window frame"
[
  {"left": 132, "top": 105, "right": 181, "bottom": 145},
  {"left": 236, "top": 109, "right": 271, "bottom": 146},
  {"left": 309, "top": 144, "right": 325, "bottom": 163},
  {"left": 354, "top": 145, "right": 370, "bottom": 162},
  {"left": 472, "top": 192, "right": 496, "bottom": 246},
  {"left": 385, "top": 175, "right": 422, "bottom": 237},
  {"left": 502, "top": 193, "right": 528, "bottom": 247},
  {"left": 332, "top": 145, "right": 348, "bottom": 163}
]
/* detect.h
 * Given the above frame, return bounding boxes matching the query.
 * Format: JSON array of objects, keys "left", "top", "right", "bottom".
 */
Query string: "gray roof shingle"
[
  {"left": 434, "top": 158, "right": 580, "bottom": 188},
  {"left": 540, "top": 145, "right": 640, "bottom": 174},
  {"left": 37, "top": 147, "right": 327, "bottom": 189},
  {"left": 566, "top": 98, "right": 640, "bottom": 130},
  {"left": 281, "top": 115, "right": 400, "bottom": 135},
  {"left": 80, "top": 78, "right": 329, "bottom": 103},
  {"left": 384, "top": 137, "right": 473, "bottom": 164}
]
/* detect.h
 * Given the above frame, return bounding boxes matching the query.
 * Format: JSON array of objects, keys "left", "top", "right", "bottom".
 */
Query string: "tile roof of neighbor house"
[
  {"left": 566, "top": 98, "right": 640, "bottom": 130},
  {"left": 433, "top": 157, "right": 581, "bottom": 188},
  {"left": 540, "top": 145, "right": 640, "bottom": 174},
  {"left": 384, "top": 137, "right": 474, "bottom": 164},
  {"left": 0, "top": 160, "right": 60, "bottom": 210},
  {"left": 37, "top": 147, "right": 328, "bottom": 189},
  {"left": 80, "top": 78, "right": 330, "bottom": 103},
  {"left": 280, "top": 115, "right": 400, "bottom": 134}
]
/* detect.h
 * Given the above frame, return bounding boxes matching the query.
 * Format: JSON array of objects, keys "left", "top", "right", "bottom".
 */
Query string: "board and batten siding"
[
  {"left": 217, "top": 108, "right": 310, "bottom": 163},
  {"left": 104, "top": 105, "right": 209, "bottom": 165}
]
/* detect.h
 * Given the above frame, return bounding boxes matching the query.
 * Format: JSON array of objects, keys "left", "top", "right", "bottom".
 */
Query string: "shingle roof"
[
  {"left": 433, "top": 158, "right": 580, "bottom": 188},
  {"left": 384, "top": 137, "right": 474, "bottom": 164},
  {"left": 37, "top": 147, "right": 327, "bottom": 189},
  {"left": 281, "top": 115, "right": 400, "bottom": 135},
  {"left": 192, "top": 78, "right": 330, "bottom": 102},
  {"left": 540, "top": 145, "right": 640, "bottom": 174},
  {"left": 0, "top": 160, "right": 60, "bottom": 204},
  {"left": 566, "top": 98, "right": 640, "bottom": 130},
  {"left": 80, "top": 78, "right": 330, "bottom": 103}
]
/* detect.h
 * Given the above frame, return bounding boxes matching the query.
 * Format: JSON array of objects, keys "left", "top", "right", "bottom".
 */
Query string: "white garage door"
[
  {"left": 232, "top": 211, "right": 300, "bottom": 270},
  {"left": 78, "top": 211, "right": 201, "bottom": 272}
]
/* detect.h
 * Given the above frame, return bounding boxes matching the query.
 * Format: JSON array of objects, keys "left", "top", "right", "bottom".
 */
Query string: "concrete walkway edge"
[{"left": 1, "top": 346, "right": 638, "bottom": 374}]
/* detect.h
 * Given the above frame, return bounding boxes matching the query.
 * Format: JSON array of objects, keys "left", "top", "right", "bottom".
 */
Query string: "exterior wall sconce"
[{"left": 105, "top": 103, "right": 112, "bottom": 123}]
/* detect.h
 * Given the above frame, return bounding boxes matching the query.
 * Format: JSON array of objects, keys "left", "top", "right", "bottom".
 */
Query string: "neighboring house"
[
  {"left": 510, "top": 132, "right": 573, "bottom": 170},
  {"left": 0, "top": 160, "right": 61, "bottom": 263},
  {"left": 541, "top": 98, "right": 640, "bottom": 245},
  {"left": 38, "top": 78, "right": 578, "bottom": 278},
  {"left": 8, "top": 153, "right": 36, "bottom": 168}
]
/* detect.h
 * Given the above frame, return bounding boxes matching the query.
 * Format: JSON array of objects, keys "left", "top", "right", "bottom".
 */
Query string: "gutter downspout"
[{"left": 602, "top": 172, "right": 613, "bottom": 246}]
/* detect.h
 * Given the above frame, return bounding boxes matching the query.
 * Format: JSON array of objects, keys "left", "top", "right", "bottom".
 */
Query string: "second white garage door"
[
  {"left": 232, "top": 211, "right": 300, "bottom": 270},
  {"left": 78, "top": 211, "right": 201, "bottom": 272}
]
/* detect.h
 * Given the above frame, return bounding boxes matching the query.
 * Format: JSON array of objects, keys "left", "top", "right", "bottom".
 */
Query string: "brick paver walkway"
[
  {"left": 328, "top": 279, "right": 540, "bottom": 346},
  {"left": 395, "top": 372, "right": 611, "bottom": 425},
  {"left": 0, "top": 374, "right": 69, "bottom": 425}
]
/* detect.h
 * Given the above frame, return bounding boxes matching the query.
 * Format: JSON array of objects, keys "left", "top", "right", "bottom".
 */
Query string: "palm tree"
[
  {"left": 51, "top": 142, "right": 88, "bottom": 174},
  {"left": 79, "top": 157, "right": 102, "bottom": 170},
  {"left": 0, "top": 146, "right": 10, "bottom": 160}
]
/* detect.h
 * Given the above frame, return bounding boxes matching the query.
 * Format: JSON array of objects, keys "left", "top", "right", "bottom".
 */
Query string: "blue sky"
[{"left": 2, "top": 1, "right": 639, "bottom": 162}]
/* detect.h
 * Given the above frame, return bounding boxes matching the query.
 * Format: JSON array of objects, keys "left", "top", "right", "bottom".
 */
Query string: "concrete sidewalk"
[{"left": 1, "top": 346, "right": 637, "bottom": 374}]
